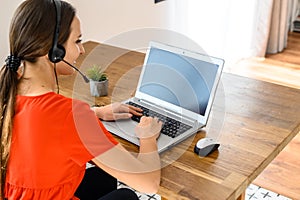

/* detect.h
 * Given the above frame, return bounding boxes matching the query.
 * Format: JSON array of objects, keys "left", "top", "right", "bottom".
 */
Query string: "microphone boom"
[{"left": 62, "top": 59, "right": 90, "bottom": 83}]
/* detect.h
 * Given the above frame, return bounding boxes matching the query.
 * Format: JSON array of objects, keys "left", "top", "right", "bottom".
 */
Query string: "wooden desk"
[{"left": 59, "top": 42, "right": 300, "bottom": 200}]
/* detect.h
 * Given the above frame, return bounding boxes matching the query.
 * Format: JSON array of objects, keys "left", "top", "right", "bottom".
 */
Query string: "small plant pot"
[{"left": 89, "top": 79, "right": 108, "bottom": 97}]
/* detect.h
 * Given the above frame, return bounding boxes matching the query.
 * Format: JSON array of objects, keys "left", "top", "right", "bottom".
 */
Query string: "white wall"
[
  {"left": 0, "top": 0, "right": 181, "bottom": 63},
  {"left": 0, "top": 0, "right": 23, "bottom": 64},
  {"left": 2, "top": 0, "right": 277, "bottom": 67},
  {"left": 69, "top": 0, "right": 193, "bottom": 52},
  {"left": 70, "top": 0, "right": 173, "bottom": 42}
]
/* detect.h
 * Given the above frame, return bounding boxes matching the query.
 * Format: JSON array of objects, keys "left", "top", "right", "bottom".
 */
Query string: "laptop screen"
[{"left": 138, "top": 46, "right": 219, "bottom": 116}]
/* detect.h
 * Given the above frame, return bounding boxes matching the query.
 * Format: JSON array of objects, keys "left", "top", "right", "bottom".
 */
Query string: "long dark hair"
[{"left": 0, "top": 0, "right": 75, "bottom": 198}]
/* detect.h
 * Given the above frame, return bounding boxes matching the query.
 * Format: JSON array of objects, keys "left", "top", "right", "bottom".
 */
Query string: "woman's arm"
[
  {"left": 92, "top": 143, "right": 161, "bottom": 194},
  {"left": 92, "top": 116, "right": 162, "bottom": 194}
]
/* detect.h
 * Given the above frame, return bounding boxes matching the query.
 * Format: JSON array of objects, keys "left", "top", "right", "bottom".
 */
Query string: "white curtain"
[
  {"left": 172, "top": 0, "right": 299, "bottom": 64},
  {"left": 181, "top": 0, "right": 259, "bottom": 65},
  {"left": 259, "top": 0, "right": 299, "bottom": 55}
]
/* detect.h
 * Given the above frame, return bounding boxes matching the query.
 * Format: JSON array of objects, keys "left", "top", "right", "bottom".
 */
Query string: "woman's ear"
[
  {"left": 16, "top": 62, "right": 25, "bottom": 79},
  {"left": 45, "top": 53, "right": 52, "bottom": 63}
]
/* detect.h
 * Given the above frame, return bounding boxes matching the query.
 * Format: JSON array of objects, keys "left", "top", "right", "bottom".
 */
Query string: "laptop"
[{"left": 102, "top": 41, "right": 224, "bottom": 153}]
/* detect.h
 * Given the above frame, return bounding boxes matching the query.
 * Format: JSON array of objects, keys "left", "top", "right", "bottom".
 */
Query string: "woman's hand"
[
  {"left": 94, "top": 102, "right": 143, "bottom": 121},
  {"left": 135, "top": 116, "right": 162, "bottom": 141}
]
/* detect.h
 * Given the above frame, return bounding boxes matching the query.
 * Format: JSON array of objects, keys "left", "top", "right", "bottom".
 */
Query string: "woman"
[{"left": 0, "top": 0, "right": 162, "bottom": 199}]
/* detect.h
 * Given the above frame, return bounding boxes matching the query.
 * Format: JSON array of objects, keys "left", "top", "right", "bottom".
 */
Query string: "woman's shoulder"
[
  {"left": 48, "top": 92, "right": 91, "bottom": 112},
  {"left": 17, "top": 92, "right": 90, "bottom": 113}
]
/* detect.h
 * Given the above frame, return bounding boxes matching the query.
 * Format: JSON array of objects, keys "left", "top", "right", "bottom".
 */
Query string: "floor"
[
  {"left": 245, "top": 185, "right": 291, "bottom": 200},
  {"left": 118, "top": 182, "right": 161, "bottom": 200},
  {"left": 118, "top": 182, "right": 291, "bottom": 200}
]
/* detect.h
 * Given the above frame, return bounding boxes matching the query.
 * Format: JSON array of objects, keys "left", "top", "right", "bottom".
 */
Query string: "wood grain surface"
[
  {"left": 232, "top": 32, "right": 300, "bottom": 200},
  {"left": 58, "top": 41, "right": 300, "bottom": 200}
]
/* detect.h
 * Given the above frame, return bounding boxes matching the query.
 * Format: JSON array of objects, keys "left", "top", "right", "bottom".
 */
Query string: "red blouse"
[{"left": 5, "top": 92, "right": 118, "bottom": 199}]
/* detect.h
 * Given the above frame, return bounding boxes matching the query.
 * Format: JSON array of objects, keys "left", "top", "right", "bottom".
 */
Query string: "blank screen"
[{"left": 139, "top": 47, "right": 219, "bottom": 116}]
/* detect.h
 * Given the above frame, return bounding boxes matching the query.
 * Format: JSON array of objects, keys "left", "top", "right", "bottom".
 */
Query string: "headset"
[
  {"left": 48, "top": 0, "right": 89, "bottom": 83},
  {"left": 48, "top": 0, "right": 65, "bottom": 63}
]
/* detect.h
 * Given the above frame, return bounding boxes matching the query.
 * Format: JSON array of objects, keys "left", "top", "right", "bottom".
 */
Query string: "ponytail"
[{"left": 0, "top": 65, "right": 19, "bottom": 199}]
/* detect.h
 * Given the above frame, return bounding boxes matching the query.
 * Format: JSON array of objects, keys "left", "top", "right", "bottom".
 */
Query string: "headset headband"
[{"left": 48, "top": 0, "right": 66, "bottom": 63}]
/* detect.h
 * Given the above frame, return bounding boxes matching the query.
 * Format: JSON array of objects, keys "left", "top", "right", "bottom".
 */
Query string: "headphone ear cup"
[{"left": 48, "top": 44, "right": 66, "bottom": 63}]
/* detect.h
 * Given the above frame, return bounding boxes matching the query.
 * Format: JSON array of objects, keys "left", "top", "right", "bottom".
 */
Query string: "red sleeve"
[{"left": 62, "top": 100, "right": 118, "bottom": 166}]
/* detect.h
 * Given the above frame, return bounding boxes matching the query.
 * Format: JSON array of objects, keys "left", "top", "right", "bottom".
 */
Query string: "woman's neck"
[{"left": 17, "top": 57, "right": 57, "bottom": 96}]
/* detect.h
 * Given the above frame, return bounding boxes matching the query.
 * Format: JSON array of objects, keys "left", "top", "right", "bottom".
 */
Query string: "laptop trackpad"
[
  {"left": 102, "top": 119, "right": 172, "bottom": 150},
  {"left": 102, "top": 119, "right": 140, "bottom": 145}
]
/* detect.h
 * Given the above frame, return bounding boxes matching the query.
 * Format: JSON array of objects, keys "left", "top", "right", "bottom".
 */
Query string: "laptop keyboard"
[{"left": 127, "top": 102, "right": 192, "bottom": 138}]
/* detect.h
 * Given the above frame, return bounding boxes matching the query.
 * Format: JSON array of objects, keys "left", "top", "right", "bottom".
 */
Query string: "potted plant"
[{"left": 86, "top": 64, "right": 108, "bottom": 97}]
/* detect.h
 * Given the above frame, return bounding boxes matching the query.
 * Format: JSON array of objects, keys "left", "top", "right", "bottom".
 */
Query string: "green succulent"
[{"left": 86, "top": 65, "right": 107, "bottom": 81}]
